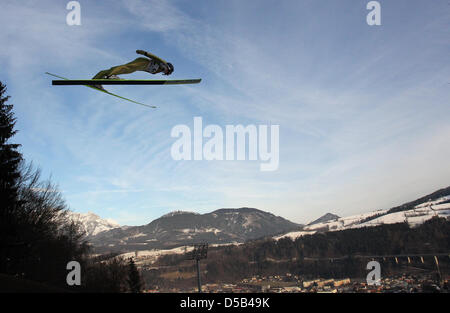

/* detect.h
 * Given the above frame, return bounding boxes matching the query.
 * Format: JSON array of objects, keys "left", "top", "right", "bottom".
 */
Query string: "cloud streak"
[{"left": 1, "top": 0, "right": 449, "bottom": 225}]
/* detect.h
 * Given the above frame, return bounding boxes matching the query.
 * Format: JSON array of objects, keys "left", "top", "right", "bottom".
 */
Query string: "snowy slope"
[{"left": 278, "top": 195, "right": 450, "bottom": 240}]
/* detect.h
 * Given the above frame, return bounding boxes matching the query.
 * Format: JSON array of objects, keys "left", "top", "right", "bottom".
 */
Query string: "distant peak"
[
  {"left": 161, "top": 210, "right": 199, "bottom": 218},
  {"left": 308, "top": 213, "right": 340, "bottom": 225},
  {"left": 212, "top": 207, "right": 264, "bottom": 214}
]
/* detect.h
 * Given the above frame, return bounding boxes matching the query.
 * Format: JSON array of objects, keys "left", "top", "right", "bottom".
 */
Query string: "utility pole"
[
  {"left": 196, "top": 258, "right": 202, "bottom": 292},
  {"left": 434, "top": 256, "right": 442, "bottom": 286},
  {"left": 187, "top": 243, "right": 208, "bottom": 293}
]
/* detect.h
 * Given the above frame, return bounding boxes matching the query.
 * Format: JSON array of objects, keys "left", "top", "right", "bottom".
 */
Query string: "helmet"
[{"left": 166, "top": 62, "right": 174, "bottom": 75}]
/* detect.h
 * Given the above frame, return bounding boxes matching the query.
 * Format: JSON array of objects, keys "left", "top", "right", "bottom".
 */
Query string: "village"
[{"left": 143, "top": 272, "right": 449, "bottom": 293}]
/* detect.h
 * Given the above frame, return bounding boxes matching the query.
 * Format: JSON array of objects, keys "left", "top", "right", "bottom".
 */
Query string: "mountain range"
[
  {"left": 83, "top": 207, "right": 301, "bottom": 253},
  {"left": 71, "top": 186, "right": 450, "bottom": 254}
]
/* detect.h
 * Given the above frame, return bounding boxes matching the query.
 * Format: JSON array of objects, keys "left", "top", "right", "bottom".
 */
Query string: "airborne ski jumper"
[
  {"left": 92, "top": 50, "right": 174, "bottom": 90},
  {"left": 47, "top": 49, "right": 201, "bottom": 108}
]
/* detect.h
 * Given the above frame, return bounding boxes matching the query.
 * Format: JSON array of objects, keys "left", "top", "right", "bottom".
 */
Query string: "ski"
[
  {"left": 45, "top": 72, "right": 157, "bottom": 109},
  {"left": 51, "top": 78, "right": 202, "bottom": 85}
]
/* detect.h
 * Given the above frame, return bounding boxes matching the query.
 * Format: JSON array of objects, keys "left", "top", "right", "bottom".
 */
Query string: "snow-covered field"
[
  {"left": 119, "top": 246, "right": 194, "bottom": 261},
  {"left": 117, "top": 242, "right": 243, "bottom": 265},
  {"left": 274, "top": 230, "right": 317, "bottom": 240}
]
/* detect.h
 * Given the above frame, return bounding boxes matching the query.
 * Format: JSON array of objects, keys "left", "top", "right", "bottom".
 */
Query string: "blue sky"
[{"left": 0, "top": 0, "right": 449, "bottom": 225}]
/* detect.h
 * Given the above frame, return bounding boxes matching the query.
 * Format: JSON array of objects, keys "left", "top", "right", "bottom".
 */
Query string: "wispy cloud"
[{"left": 1, "top": 0, "right": 449, "bottom": 225}]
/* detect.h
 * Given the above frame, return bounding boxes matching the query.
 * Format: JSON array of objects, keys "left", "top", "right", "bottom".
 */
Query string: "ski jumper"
[{"left": 92, "top": 50, "right": 170, "bottom": 79}]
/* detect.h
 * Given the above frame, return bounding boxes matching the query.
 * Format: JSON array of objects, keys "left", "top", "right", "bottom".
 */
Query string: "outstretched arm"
[{"left": 136, "top": 50, "right": 168, "bottom": 66}]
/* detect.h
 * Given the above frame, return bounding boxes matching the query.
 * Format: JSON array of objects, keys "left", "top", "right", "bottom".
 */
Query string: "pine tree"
[
  {"left": 0, "top": 82, "right": 23, "bottom": 273},
  {"left": 0, "top": 82, "right": 22, "bottom": 207},
  {"left": 127, "top": 257, "right": 144, "bottom": 293}
]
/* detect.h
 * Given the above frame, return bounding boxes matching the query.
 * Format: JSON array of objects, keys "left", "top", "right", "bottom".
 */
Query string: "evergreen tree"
[
  {"left": 127, "top": 257, "right": 144, "bottom": 293},
  {"left": 0, "top": 82, "right": 89, "bottom": 287},
  {"left": 0, "top": 82, "right": 23, "bottom": 273}
]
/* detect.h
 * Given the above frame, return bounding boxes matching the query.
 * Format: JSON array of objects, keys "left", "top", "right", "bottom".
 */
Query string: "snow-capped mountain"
[
  {"left": 89, "top": 208, "right": 301, "bottom": 253},
  {"left": 67, "top": 211, "right": 121, "bottom": 237},
  {"left": 277, "top": 192, "right": 450, "bottom": 240}
]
